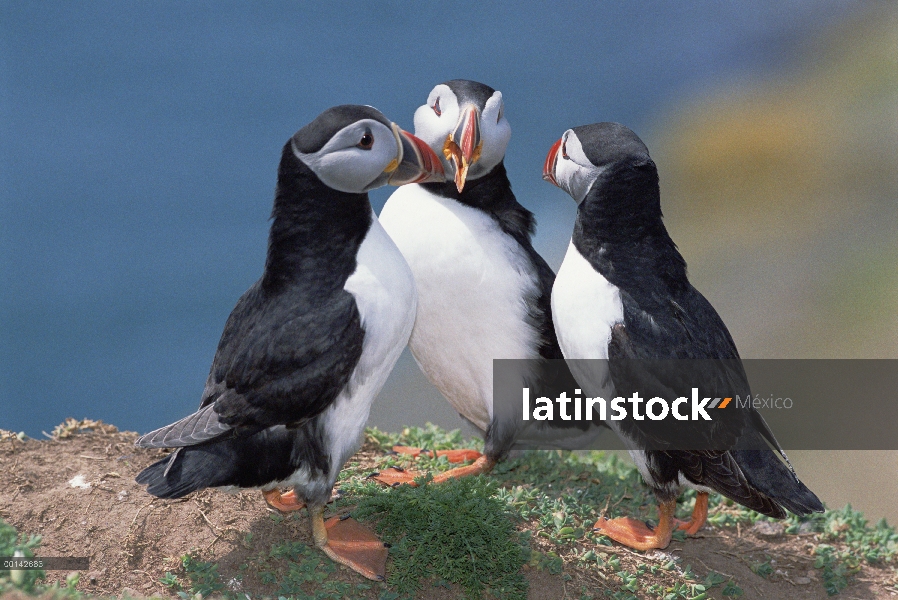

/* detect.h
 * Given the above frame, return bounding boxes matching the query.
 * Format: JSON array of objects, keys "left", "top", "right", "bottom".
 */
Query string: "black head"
[
  {"left": 442, "top": 79, "right": 496, "bottom": 110},
  {"left": 292, "top": 105, "right": 392, "bottom": 154},
  {"left": 264, "top": 106, "right": 443, "bottom": 288},
  {"left": 543, "top": 122, "right": 657, "bottom": 207},
  {"left": 571, "top": 122, "right": 651, "bottom": 170}
]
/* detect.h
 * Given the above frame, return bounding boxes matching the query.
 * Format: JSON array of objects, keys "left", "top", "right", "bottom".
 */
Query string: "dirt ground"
[{"left": 0, "top": 427, "right": 893, "bottom": 599}]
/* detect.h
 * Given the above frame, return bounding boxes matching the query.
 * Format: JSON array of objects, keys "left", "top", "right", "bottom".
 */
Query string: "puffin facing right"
[
  {"left": 135, "top": 105, "right": 444, "bottom": 579},
  {"left": 543, "top": 122, "right": 823, "bottom": 550}
]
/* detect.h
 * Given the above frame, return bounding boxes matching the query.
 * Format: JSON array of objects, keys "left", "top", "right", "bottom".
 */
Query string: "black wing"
[
  {"left": 608, "top": 287, "right": 822, "bottom": 516},
  {"left": 617, "top": 284, "right": 784, "bottom": 450},
  {"left": 136, "top": 279, "right": 364, "bottom": 448}
]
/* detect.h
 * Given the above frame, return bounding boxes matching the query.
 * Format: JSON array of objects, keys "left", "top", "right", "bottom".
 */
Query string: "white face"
[
  {"left": 292, "top": 119, "right": 400, "bottom": 193},
  {"left": 554, "top": 129, "right": 606, "bottom": 204},
  {"left": 413, "top": 84, "right": 512, "bottom": 180}
]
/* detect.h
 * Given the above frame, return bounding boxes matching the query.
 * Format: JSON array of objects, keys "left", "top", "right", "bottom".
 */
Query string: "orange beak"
[
  {"left": 543, "top": 138, "right": 561, "bottom": 187},
  {"left": 389, "top": 129, "right": 446, "bottom": 185},
  {"left": 442, "top": 104, "right": 482, "bottom": 192}
]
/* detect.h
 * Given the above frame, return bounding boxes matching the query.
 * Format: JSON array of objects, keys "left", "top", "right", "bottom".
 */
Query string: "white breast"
[
  {"left": 379, "top": 185, "right": 542, "bottom": 432},
  {"left": 552, "top": 240, "right": 623, "bottom": 360},
  {"left": 322, "top": 213, "right": 417, "bottom": 474},
  {"left": 551, "top": 240, "right": 623, "bottom": 401},
  {"left": 553, "top": 241, "right": 702, "bottom": 492}
]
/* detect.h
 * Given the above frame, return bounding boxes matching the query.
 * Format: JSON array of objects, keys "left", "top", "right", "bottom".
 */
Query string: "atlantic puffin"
[
  {"left": 543, "top": 122, "right": 824, "bottom": 550},
  {"left": 374, "top": 80, "right": 568, "bottom": 485},
  {"left": 134, "top": 105, "right": 444, "bottom": 579}
]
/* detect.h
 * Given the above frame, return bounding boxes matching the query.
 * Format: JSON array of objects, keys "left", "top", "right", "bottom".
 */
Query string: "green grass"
[
  {"left": 341, "top": 475, "right": 528, "bottom": 599},
  {"left": 367, "top": 423, "right": 483, "bottom": 456}
]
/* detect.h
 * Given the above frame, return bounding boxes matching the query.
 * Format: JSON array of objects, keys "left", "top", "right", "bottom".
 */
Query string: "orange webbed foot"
[
  {"left": 369, "top": 455, "right": 495, "bottom": 487},
  {"left": 391, "top": 445, "right": 483, "bottom": 464},
  {"left": 320, "top": 516, "right": 388, "bottom": 581},
  {"left": 674, "top": 492, "right": 709, "bottom": 535},
  {"left": 262, "top": 488, "right": 305, "bottom": 512},
  {"left": 593, "top": 500, "right": 676, "bottom": 551},
  {"left": 429, "top": 455, "right": 494, "bottom": 483},
  {"left": 367, "top": 466, "right": 426, "bottom": 487}
]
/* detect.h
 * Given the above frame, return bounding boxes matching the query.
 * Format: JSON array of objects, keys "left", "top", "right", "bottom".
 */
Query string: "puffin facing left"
[{"left": 134, "top": 105, "right": 444, "bottom": 581}]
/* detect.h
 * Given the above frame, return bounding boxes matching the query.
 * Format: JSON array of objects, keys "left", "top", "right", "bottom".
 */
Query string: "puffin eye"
[
  {"left": 561, "top": 141, "right": 569, "bottom": 160},
  {"left": 357, "top": 130, "right": 374, "bottom": 150},
  {"left": 432, "top": 97, "right": 441, "bottom": 116},
  {"left": 497, "top": 103, "right": 503, "bottom": 124}
]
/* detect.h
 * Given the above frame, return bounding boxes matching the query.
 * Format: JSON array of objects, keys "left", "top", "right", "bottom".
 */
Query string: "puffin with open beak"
[
  {"left": 442, "top": 97, "right": 483, "bottom": 192},
  {"left": 375, "top": 80, "right": 571, "bottom": 484},
  {"left": 134, "top": 105, "right": 443, "bottom": 580}
]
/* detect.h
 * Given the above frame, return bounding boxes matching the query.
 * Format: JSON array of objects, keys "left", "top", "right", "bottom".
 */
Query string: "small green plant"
[
  {"left": 161, "top": 552, "right": 238, "bottom": 599},
  {"left": 0, "top": 519, "right": 88, "bottom": 598},
  {"left": 749, "top": 557, "right": 773, "bottom": 579},
  {"left": 179, "top": 553, "right": 229, "bottom": 598},
  {"left": 701, "top": 570, "right": 727, "bottom": 587},
  {"left": 0, "top": 429, "right": 27, "bottom": 441},
  {"left": 159, "top": 571, "right": 180, "bottom": 588},
  {"left": 0, "top": 517, "right": 45, "bottom": 593},
  {"left": 615, "top": 569, "right": 639, "bottom": 593},
  {"left": 529, "top": 549, "right": 564, "bottom": 574},
  {"left": 720, "top": 580, "right": 744, "bottom": 597},
  {"left": 814, "top": 544, "right": 860, "bottom": 596},
  {"left": 820, "top": 505, "right": 898, "bottom": 564}
]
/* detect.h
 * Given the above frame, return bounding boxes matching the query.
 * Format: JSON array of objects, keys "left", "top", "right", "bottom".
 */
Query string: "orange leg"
[
  {"left": 675, "top": 492, "right": 709, "bottom": 535},
  {"left": 311, "top": 505, "right": 387, "bottom": 581},
  {"left": 593, "top": 499, "right": 676, "bottom": 551},
  {"left": 392, "top": 445, "right": 483, "bottom": 463},
  {"left": 370, "top": 455, "right": 495, "bottom": 487},
  {"left": 262, "top": 488, "right": 305, "bottom": 512}
]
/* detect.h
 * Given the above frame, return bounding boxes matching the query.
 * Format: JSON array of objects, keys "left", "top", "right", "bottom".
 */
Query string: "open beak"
[
  {"left": 543, "top": 139, "right": 561, "bottom": 187},
  {"left": 442, "top": 104, "right": 482, "bottom": 192},
  {"left": 387, "top": 126, "right": 445, "bottom": 185}
]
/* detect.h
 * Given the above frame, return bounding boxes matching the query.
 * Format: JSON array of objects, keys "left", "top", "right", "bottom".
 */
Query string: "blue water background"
[{"left": 0, "top": 2, "right": 857, "bottom": 436}]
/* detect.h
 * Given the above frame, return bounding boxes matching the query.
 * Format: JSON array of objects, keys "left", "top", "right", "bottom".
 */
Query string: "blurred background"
[{"left": 2, "top": 3, "right": 895, "bottom": 521}]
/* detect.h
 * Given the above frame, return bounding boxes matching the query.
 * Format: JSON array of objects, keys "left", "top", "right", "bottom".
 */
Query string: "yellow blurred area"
[{"left": 652, "top": 3, "right": 897, "bottom": 358}]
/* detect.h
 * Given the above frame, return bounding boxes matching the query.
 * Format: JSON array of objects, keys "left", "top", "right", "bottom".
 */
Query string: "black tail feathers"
[
  {"left": 734, "top": 448, "right": 825, "bottom": 516},
  {"left": 135, "top": 445, "right": 235, "bottom": 499}
]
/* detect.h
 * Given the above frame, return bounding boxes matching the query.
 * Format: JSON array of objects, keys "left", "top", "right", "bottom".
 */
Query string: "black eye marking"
[
  {"left": 357, "top": 129, "right": 374, "bottom": 150},
  {"left": 432, "top": 97, "right": 441, "bottom": 116},
  {"left": 497, "top": 104, "right": 503, "bottom": 124}
]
